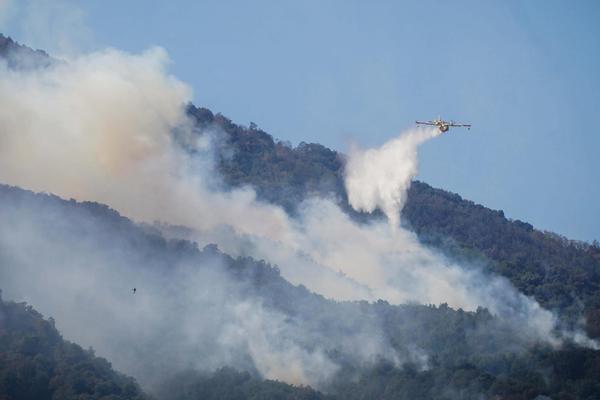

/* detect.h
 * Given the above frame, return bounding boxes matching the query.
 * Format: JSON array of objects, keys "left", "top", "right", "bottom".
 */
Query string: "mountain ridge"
[
  {"left": 0, "top": 33, "right": 53, "bottom": 69},
  {"left": 186, "top": 104, "right": 600, "bottom": 336}
]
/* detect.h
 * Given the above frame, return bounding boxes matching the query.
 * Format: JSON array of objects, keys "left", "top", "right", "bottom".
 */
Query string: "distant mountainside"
[
  {"left": 0, "top": 291, "right": 333, "bottom": 400},
  {"left": 187, "top": 104, "right": 600, "bottom": 337},
  {"left": 0, "top": 293, "right": 147, "bottom": 400},
  {"left": 0, "top": 34, "right": 53, "bottom": 69},
  {"left": 1, "top": 184, "right": 600, "bottom": 400}
]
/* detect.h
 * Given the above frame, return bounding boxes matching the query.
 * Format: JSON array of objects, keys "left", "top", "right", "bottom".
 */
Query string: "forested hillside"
[
  {"left": 0, "top": 34, "right": 52, "bottom": 69},
  {"left": 1, "top": 184, "right": 600, "bottom": 399},
  {"left": 0, "top": 292, "right": 335, "bottom": 400},
  {"left": 186, "top": 104, "right": 600, "bottom": 337},
  {"left": 0, "top": 293, "right": 146, "bottom": 400},
  {"left": 1, "top": 34, "right": 600, "bottom": 399},
  {"left": 2, "top": 37, "right": 597, "bottom": 336}
]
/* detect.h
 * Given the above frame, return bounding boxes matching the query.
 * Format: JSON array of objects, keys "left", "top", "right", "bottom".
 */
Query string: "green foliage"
[
  {"left": 0, "top": 293, "right": 147, "bottom": 400},
  {"left": 156, "top": 368, "right": 332, "bottom": 400},
  {"left": 187, "top": 105, "right": 345, "bottom": 214},
  {"left": 329, "top": 346, "right": 600, "bottom": 400}
]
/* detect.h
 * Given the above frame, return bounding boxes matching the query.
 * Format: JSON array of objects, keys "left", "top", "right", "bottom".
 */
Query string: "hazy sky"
[{"left": 1, "top": 0, "right": 599, "bottom": 242}]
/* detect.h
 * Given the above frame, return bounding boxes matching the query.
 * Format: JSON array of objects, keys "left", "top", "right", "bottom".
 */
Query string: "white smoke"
[
  {"left": 0, "top": 47, "right": 390, "bottom": 386},
  {"left": 0, "top": 48, "right": 293, "bottom": 242},
  {"left": 345, "top": 127, "right": 440, "bottom": 228},
  {"left": 340, "top": 128, "right": 597, "bottom": 349},
  {"left": 0, "top": 204, "right": 341, "bottom": 387}
]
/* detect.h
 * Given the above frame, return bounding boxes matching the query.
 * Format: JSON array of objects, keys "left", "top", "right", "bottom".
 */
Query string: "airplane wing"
[
  {"left": 449, "top": 123, "right": 472, "bottom": 128},
  {"left": 415, "top": 121, "right": 436, "bottom": 126}
]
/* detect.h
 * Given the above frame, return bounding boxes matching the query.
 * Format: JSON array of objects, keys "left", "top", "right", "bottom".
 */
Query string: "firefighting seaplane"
[{"left": 416, "top": 117, "right": 471, "bottom": 133}]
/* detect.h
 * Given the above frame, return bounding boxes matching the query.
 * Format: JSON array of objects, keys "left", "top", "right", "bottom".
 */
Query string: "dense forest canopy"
[{"left": 0, "top": 292, "right": 146, "bottom": 400}]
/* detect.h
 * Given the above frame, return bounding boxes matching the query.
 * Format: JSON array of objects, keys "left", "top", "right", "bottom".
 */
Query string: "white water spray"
[{"left": 345, "top": 127, "right": 440, "bottom": 227}]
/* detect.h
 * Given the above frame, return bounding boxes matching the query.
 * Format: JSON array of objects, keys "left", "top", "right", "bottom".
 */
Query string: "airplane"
[{"left": 415, "top": 117, "right": 471, "bottom": 133}]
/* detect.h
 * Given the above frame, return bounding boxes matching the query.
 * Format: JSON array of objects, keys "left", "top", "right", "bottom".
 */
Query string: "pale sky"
[{"left": 2, "top": 0, "right": 599, "bottom": 242}]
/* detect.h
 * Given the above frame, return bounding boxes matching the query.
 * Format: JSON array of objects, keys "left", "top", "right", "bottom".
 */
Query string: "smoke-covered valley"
[
  {"left": 1, "top": 35, "right": 600, "bottom": 399},
  {"left": 0, "top": 183, "right": 585, "bottom": 394}
]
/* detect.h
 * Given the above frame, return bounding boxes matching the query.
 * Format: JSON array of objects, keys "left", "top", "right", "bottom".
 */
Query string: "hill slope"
[
  {"left": 187, "top": 104, "right": 600, "bottom": 336},
  {"left": 0, "top": 293, "right": 147, "bottom": 400},
  {"left": 1, "top": 34, "right": 599, "bottom": 398},
  {"left": 2, "top": 34, "right": 598, "bottom": 335},
  {"left": 1, "top": 184, "right": 600, "bottom": 399},
  {"left": 0, "top": 33, "right": 52, "bottom": 69},
  {"left": 0, "top": 292, "right": 335, "bottom": 400}
]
